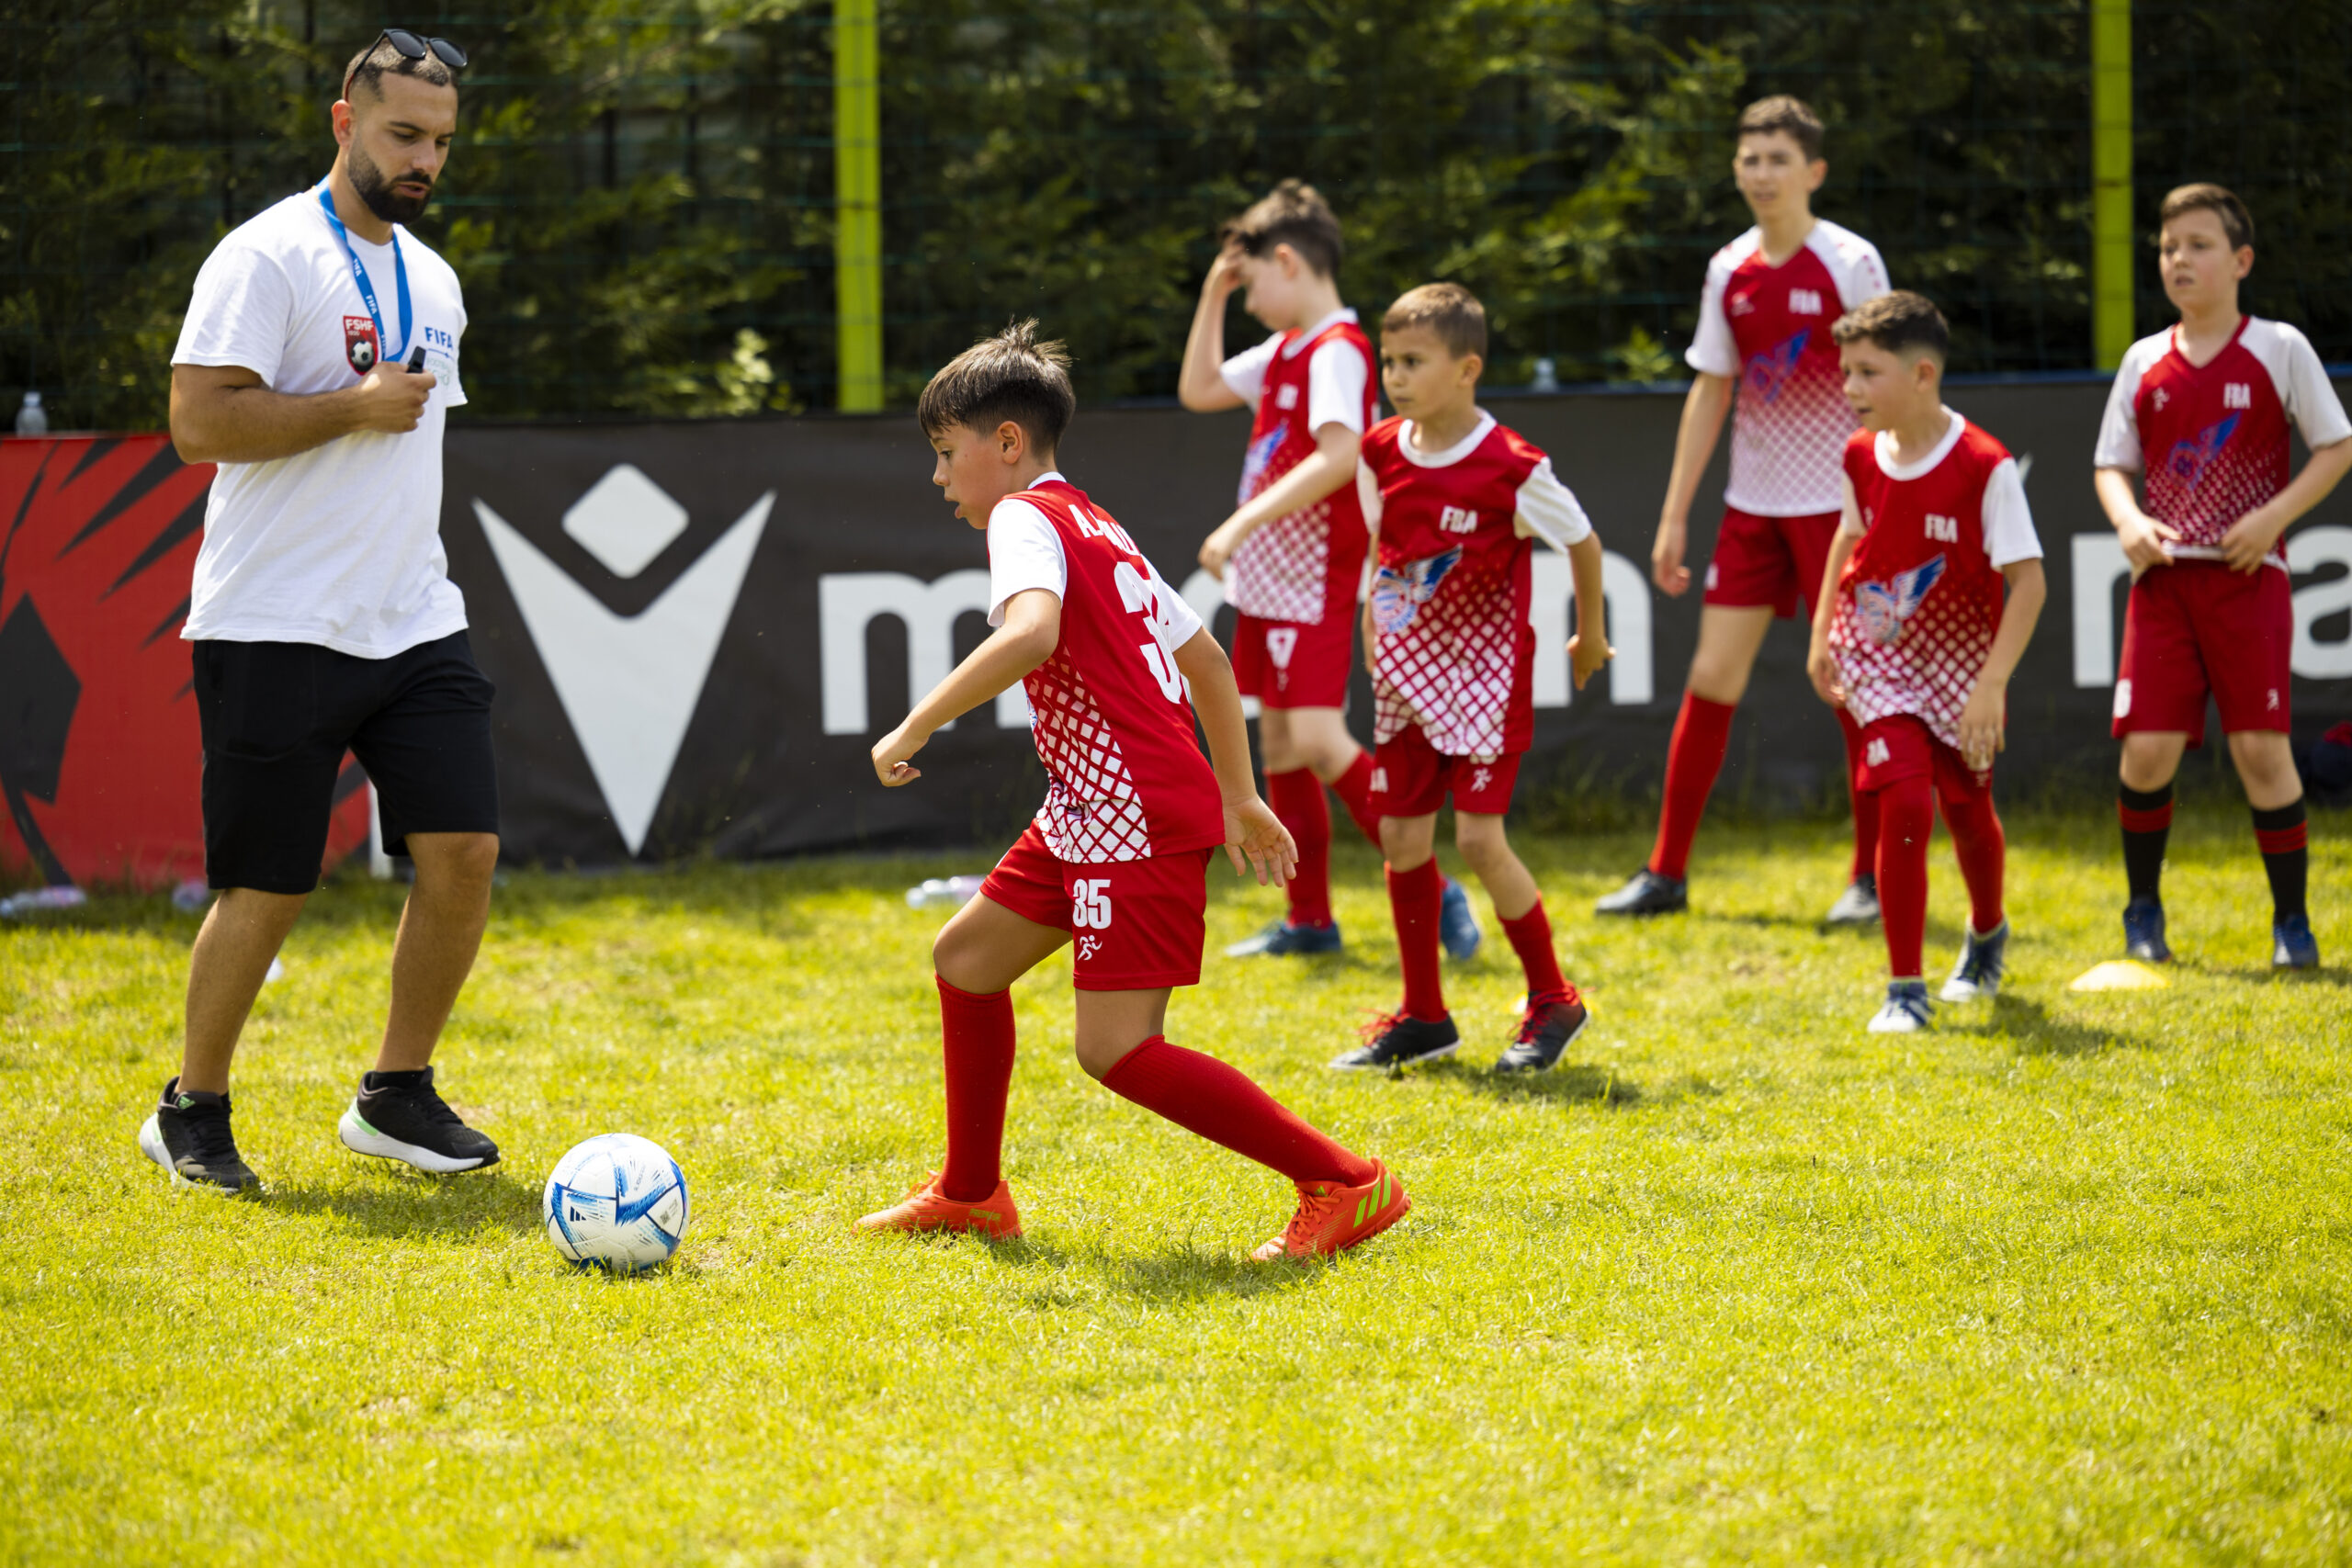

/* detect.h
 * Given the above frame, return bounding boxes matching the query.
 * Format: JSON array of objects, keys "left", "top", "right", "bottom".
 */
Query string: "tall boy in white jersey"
[
  {"left": 1599, "top": 96, "right": 1892, "bottom": 921},
  {"left": 142, "top": 32, "right": 501, "bottom": 1195},
  {"left": 1178, "top": 181, "right": 1481, "bottom": 963},
  {"left": 2095, "top": 183, "right": 2352, "bottom": 969}
]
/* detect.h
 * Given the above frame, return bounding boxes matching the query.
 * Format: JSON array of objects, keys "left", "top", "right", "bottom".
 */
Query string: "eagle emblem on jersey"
[
  {"left": 1855, "top": 554, "right": 1948, "bottom": 646},
  {"left": 343, "top": 315, "right": 379, "bottom": 376},
  {"left": 1237, "top": 428, "right": 1284, "bottom": 502},
  {"left": 1370, "top": 547, "right": 1463, "bottom": 635},
  {"left": 2163, "top": 412, "right": 2240, "bottom": 491},
  {"left": 1743, "top": 331, "right": 1810, "bottom": 405}
]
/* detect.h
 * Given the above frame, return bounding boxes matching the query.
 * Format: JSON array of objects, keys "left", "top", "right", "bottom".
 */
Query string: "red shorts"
[
  {"left": 1370, "top": 723, "right": 1522, "bottom": 818},
  {"left": 1853, "top": 714, "right": 1990, "bottom": 805},
  {"left": 2113, "top": 560, "right": 2293, "bottom": 742},
  {"left": 1231, "top": 609, "right": 1355, "bottom": 709},
  {"left": 977, "top": 823, "right": 1211, "bottom": 991},
  {"left": 1702, "top": 507, "right": 1843, "bottom": 619}
]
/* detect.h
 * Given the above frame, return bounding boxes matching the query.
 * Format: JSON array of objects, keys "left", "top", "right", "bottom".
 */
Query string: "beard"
[{"left": 349, "top": 141, "right": 435, "bottom": 225}]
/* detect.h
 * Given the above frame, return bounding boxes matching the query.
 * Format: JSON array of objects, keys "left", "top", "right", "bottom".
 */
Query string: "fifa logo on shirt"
[
  {"left": 1788, "top": 288, "right": 1825, "bottom": 315},
  {"left": 1440, "top": 505, "right": 1478, "bottom": 535},
  {"left": 1072, "top": 879, "right": 1114, "bottom": 931},
  {"left": 1924, "top": 513, "right": 1960, "bottom": 543},
  {"left": 2223, "top": 382, "right": 2252, "bottom": 411}
]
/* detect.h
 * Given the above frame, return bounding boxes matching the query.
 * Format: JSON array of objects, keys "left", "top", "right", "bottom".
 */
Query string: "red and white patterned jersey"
[
  {"left": 1356, "top": 412, "right": 1593, "bottom": 759},
  {"left": 985, "top": 478, "right": 1225, "bottom": 863},
  {"left": 1219, "top": 310, "right": 1377, "bottom": 624},
  {"left": 1688, "top": 220, "right": 1890, "bottom": 516},
  {"left": 2094, "top": 316, "right": 2352, "bottom": 570},
  {"left": 1829, "top": 412, "right": 2042, "bottom": 753}
]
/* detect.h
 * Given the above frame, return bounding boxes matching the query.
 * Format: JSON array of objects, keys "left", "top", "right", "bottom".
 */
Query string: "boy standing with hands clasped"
[
  {"left": 862, "top": 321, "right": 1409, "bottom": 1261},
  {"left": 1807, "top": 293, "right": 2046, "bottom": 1032},
  {"left": 1333, "top": 284, "right": 1613, "bottom": 1075},
  {"left": 1178, "top": 181, "right": 1480, "bottom": 962}
]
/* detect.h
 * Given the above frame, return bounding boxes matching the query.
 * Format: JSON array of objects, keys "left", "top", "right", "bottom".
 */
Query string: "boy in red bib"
[
  {"left": 2093, "top": 184, "right": 2351, "bottom": 970},
  {"left": 1807, "top": 294, "right": 2046, "bottom": 1032},
  {"left": 1178, "top": 181, "right": 1480, "bottom": 962},
  {"left": 1329, "top": 285, "right": 1613, "bottom": 1074},
  {"left": 862, "top": 321, "right": 1408, "bottom": 1261}
]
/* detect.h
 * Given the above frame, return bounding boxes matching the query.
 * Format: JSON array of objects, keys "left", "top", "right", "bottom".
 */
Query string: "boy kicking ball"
[
  {"left": 1805, "top": 293, "right": 2047, "bottom": 1032},
  {"left": 1331, "top": 284, "right": 1612, "bottom": 1075},
  {"left": 861, "top": 321, "right": 1409, "bottom": 1261}
]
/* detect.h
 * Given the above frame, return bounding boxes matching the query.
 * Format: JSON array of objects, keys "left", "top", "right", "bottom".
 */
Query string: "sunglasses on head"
[{"left": 343, "top": 28, "right": 469, "bottom": 99}]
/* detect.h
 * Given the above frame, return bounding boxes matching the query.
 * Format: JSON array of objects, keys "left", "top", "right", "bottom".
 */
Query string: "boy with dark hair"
[
  {"left": 1332, "top": 284, "right": 1614, "bottom": 1074},
  {"left": 1178, "top": 180, "right": 1480, "bottom": 963},
  {"left": 1600, "top": 94, "right": 1893, "bottom": 923},
  {"left": 1808, "top": 292, "right": 2047, "bottom": 1032},
  {"left": 863, "top": 320, "right": 1410, "bottom": 1261},
  {"left": 2094, "top": 183, "right": 2351, "bottom": 969}
]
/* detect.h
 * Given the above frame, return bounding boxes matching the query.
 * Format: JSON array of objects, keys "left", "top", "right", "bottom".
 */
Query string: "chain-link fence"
[{"left": 6, "top": 0, "right": 2346, "bottom": 430}]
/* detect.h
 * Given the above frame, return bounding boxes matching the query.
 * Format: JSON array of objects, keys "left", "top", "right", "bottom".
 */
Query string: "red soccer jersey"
[
  {"left": 1687, "top": 220, "right": 1889, "bottom": 516},
  {"left": 2095, "top": 316, "right": 2352, "bottom": 569},
  {"left": 1225, "top": 313, "right": 1377, "bottom": 624},
  {"left": 1829, "top": 413, "right": 2041, "bottom": 752},
  {"left": 996, "top": 479, "right": 1225, "bottom": 863},
  {"left": 1358, "top": 413, "right": 1592, "bottom": 759}
]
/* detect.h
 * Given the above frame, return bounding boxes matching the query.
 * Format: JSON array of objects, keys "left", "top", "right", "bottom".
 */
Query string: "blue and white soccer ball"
[{"left": 542, "top": 1134, "right": 690, "bottom": 1274}]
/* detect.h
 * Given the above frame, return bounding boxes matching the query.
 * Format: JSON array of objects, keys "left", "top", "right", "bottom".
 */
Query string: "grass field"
[{"left": 6, "top": 808, "right": 2349, "bottom": 1565}]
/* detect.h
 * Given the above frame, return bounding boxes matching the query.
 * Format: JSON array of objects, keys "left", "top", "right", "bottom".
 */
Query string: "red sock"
[
  {"left": 935, "top": 977, "right": 1017, "bottom": 1201},
  {"left": 1386, "top": 858, "right": 1447, "bottom": 1021},
  {"left": 1838, "top": 708, "right": 1881, "bottom": 882},
  {"left": 1942, "top": 791, "right": 2007, "bottom": 934},
  {"left": 1331, "top": 750, "right": 1385, "bottom": 847},
  {"left": 1874, "top": 777, "right": 1933, "bottom": 978},
  {"left": 1499, "top": 900, "right": 1573, "bottom": 1007},
  {"left": 1650, "top": 693, "right": 1736, "bottom": 880},
  {"left": 1265, "top": 768, "right": 1333, "bottom": 928},
  {"left": 1102, "top": 1036, "right": 1375, "bottom": 1187}
]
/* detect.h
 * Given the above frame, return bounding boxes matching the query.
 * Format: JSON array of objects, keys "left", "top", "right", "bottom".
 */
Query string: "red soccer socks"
[
  {"left": 1498, "top": 900, "right": 1573, "bottom": 1007},
  {"left": 1649, "top": 693, "right": 1736, "bottom": 881},
  {"left": 1874, "top": 776, "right": 1934, "bottom": 979},
  {"left": 935, "top": 977, "right": 1017, "bottom": 1203},
  {"left": 1386, "top": 858, "right": 1448, "bottom": 1021},
  {"left": 1838, "top": 707, "right": 1881, "bottom": 884},
  {"left": 1266, "top": 767, "right": 1335, "bottom": 929},
  {"left": 1331, "top": 750, "right": 1385, "bottom": 847},
  {"left": 1102, "top": 1036, "right": 1376, "bottom": 1189},
  {"left": 1943, "top": 791, "right": 2007, "bottom": 936}
]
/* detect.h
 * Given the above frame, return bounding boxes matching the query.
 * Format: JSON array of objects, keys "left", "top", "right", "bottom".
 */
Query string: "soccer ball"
[{"left": 542, "top": 1134, "right": 690, "bottom": 1274}]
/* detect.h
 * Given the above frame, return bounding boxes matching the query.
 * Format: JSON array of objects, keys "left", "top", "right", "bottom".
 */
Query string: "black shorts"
[{"left": 195, "top": 631, "right": 500, "bottom": 894}]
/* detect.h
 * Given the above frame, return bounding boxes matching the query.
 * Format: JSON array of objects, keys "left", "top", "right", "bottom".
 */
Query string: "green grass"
[{"left": 5, "top": 809, "right": 2349, "bottom": 1565}]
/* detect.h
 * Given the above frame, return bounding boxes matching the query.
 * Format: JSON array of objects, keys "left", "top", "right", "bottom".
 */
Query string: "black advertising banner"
[{"left": 439, "top": 378, "right": 2352, "bottom": 867}]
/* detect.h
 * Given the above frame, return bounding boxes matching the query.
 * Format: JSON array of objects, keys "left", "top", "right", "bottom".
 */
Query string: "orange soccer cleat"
[
  {"left": 1250, "top": 1159, "right": 1409, "bottom": 1261},
  {"left": 854, "top": 1173, "right": 1023, "bottom": 1240}
]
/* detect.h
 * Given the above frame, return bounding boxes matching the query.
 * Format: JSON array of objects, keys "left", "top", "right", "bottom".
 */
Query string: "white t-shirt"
[
  {"left": 986, "top": 475, "right": 1205, "bottom": 645},
  {"left": 1837, "top": 409, "right": 2044, "bottom": 567},
  {"left": 173, "top": 186, "right": 470, "bottom": 658},
  {"left": 1353, "top": 412, "right": 1597, "bottom": 553},
  {"left": 1218, "top": 308, "right": 1373, "bottom": 434}
]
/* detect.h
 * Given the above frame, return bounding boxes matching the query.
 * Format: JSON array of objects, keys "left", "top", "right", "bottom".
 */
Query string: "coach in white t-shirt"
[{"left": 141, "top": 32, "right": 502, "bottom": 1195}]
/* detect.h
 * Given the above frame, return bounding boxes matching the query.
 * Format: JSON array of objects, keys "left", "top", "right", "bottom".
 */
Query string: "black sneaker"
[
  {"left": 138, "top": 1076, "right": 262, "bottom": 1196},
  {"left": 1595, "top": 868, "right": 1688, "bottom": 917},
  {"left": 337, "top": 1066, "right": 500, "bottom": 1173},
  {"left": 2123, "top": 897, "right": 2172, "bottom": 964},
  {"left": 1330, "top": 1012, "right": 1460, "bottom": 1072},
  {"left": 1494, "top": 994, "right": 1589, "bottom": 1074}
]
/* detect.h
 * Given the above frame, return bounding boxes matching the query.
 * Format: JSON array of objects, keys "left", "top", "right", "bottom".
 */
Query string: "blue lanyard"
[{"left": 316, "top": 184, "right": 412, "bottom": 364}]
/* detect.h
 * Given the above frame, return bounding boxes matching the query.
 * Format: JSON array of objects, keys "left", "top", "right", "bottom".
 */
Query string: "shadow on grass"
[
  {"left": 1423, "top": 1057, "right": 1645, "bottom": 1107},
  {"left": 267, "top": 1168, "right": 540, "bottom": 1238},
  {"left": 1956, "top": 993, "right": 2132, "bottom": 1058},
  {"left": 980, "top": 1235, "right": 1324, "bottom": 1302},
  {"left": 2178, "top": 960, "right": 2352, "bottom": 988}
]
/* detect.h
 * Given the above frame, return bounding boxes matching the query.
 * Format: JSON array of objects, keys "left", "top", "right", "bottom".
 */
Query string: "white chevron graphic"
[{"left": 475, "top": 488, "right": 771, "bottom": 855}]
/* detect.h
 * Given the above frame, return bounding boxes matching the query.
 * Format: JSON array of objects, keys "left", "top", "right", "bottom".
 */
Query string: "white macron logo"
[
  {"left": 1925, "top": 513, "right": 1960, "bottom": 543},
  {"left": 476, "top": 465, "right": 771, "bottom": 857}
]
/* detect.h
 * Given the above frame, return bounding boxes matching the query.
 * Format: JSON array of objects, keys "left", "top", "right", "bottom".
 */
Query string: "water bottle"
[
  {"left": 0, "top": 885, "right": 85, "bottom": 917},
  {"left": 905, "top": 874, "right": 987, "bottom": 908},
  {"left": 15, "top": 391, "right": 47, "bottom": 435},
  {"left": 1529, "top": 357, "right": 1560, "bottom": 393},
  {"left": 171, "top": 879, "right": 212, "bottom": 913}
]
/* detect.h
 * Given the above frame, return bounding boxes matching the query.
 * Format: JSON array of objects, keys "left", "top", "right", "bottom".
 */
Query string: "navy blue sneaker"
[
  {"left": 1867, "top": 980, "right": 1934, "bottom": 1033},
  {"left": 1225, "top": 918, "right": 1343, "bottom": 958},
  {"left": 2273, "top": 913, "right": 2320, "bottom": 970},
  {"left": 1940, "top": 919, "right": 2009, "bottom": 1001},
  {"left": 1438, "top": 875, "right": 1482, "bottom": 961},
  {"left": 2122, "top": 897, "right": 2172, "bottom": 964},
  {"left": 1331, "top": 1012, "right": 1460, "bottom": 1071}
]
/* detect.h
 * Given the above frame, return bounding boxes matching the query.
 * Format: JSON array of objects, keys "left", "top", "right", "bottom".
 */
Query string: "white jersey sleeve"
[
  {"left": 1512, "top": 457, "right": 1595, "bottom": 552},
  {"left": 1306, "top": 338, "right": 1371, "bottom": 434},
  {"left": 1354, "top": 457, "right": 1385, "bottom": 535},
  {"left": 1839, "top": 471, "right": 1866, "bottom": 539},
  {"left": 985, "top": 498, "right": 1068, "bottom": 625},
  {"left": 1980, "top": 457, "right": 2043, "bottom": 568},
  {"left": 2095, "top": 333, "right": 2170, "bottom": 471},
  {"left": 1813, "top": 220, "right": 1892, "bottom": 310},
  {"left": 173, "top": 239, "right": 294, "bottom": 386},
  {"left": 1218, "top": 333, "right": 1284, "bottom": 410},
  {"left": 2248, "top": 319, "right": 2352, "bottom": 450},
  {"left": 1686, "top": 248, "right": 1740, "bottom": 378},
  {"left": 1150, "top": 559, "right": 1206, "bottom": 647}
]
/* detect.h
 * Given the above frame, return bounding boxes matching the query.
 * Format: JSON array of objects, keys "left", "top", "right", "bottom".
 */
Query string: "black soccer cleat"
[
  {"left": 139, "top": 1076, "right": 262, "bottom": 1196},
  {"left": 2122, "top": 897, "right": 2172, "bottom": 964},
  {"left": 1494, "top": 994, "right": 1589, "bottom": 1074},
  {"left": 2273, "top": 913, "right": 2320, "bottom": 971},
  {"left": 338, "top": 1066, "right": 500, "bottom": 1173},
  {"left": 1330, "top": 1012, "right": 1460, "bottom": 1072},
  {"left": 1595, "top": 868, "right": 1688, "bottom": 918}
]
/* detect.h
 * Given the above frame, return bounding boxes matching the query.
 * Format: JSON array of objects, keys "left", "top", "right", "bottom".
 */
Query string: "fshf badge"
[{"left": 344, "top": 315, "right": 379, "bottom": 375}]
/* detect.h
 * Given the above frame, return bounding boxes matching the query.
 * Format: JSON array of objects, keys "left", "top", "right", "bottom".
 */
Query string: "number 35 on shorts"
[{"left": 1072, "top": 878, "right": 1114, "bottom": 930}]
